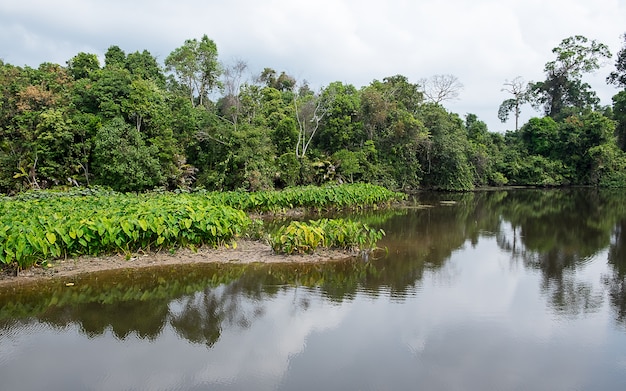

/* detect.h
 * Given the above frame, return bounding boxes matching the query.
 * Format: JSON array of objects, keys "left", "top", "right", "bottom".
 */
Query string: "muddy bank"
[{"left": 0, "top": 240, "right": 358, "bottom": 288}]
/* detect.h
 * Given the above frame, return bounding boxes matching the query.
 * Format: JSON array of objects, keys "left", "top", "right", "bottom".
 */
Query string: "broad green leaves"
[
  {"left": 0, "top": 184, "right": 403, "bottom": 268},
  {"left": 269, "top": 219, "right": 385, "bottom": 255},
  {"left": 0, "top": 192, "right": 250, "bottom": 268}
]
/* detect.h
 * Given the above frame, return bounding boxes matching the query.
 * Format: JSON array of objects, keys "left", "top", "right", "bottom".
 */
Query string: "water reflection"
[
  {"left": 492, "top": 189, "right": 620, "bottom": 317},
  {"left": 2, "top": 189, "right": 626, "bottom": 390},
  {"left": 606, "top": 219, "right": 626, "bottom": 325}
]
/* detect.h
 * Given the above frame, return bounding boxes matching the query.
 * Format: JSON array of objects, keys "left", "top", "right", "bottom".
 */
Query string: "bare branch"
[
  {"left": 420, "top": 74, "right": 463, "bottom": 104},
  {"left": 294, "top": 85, "right": 335, "bottom": 158}
]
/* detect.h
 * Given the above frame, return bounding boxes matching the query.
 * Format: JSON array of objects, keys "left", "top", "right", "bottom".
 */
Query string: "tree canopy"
[
  {"left": 1, "top": 33, "right": 625, "bottom": 194},
  {"left": 527, "top": 35, "right": 611, "bottom": 119}
]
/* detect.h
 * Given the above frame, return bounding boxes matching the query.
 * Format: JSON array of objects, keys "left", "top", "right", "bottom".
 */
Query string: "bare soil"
[{"left": 0, "top": 240, "right": 357, "bottom": 288}]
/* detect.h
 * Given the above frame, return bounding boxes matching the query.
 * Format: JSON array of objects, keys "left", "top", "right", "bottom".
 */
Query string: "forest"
[{"left": 1, "top": 33, "right": 626, "bottom": 194}]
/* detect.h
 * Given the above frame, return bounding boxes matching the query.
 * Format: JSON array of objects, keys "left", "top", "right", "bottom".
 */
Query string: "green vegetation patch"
[
  {"left": 269, "top": 218, "right": 385, "bottom": 255},
  {"left": 0, "top": 184, "right": 402, "bottom": 269},
  {"left": 0, "top": 192, "right": 250, "bottom": 269}
]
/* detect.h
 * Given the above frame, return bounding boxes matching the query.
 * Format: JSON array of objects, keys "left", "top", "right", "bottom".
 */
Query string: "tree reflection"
[
  {"left": 543, "top": 274, "right": 604, "bottom": 316},
  {"left": 495, "top": 189, "right": 624, "bottom": 316},
  {"left": 40, "top": 299, "right": 169, "bottom": 340},
  {"left": 605, "top": 220, "right": 626, "bottom": 326},
  {"left": 524, "top": 250, "right": 604, "bottom": 315},
  {"left": 169, "top": 279, "right": 266, "bottom": 347}
]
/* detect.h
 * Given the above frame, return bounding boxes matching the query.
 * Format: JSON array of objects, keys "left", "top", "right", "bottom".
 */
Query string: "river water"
[{"left": 1, "top": 189, "right": 626, "bottom": 390}]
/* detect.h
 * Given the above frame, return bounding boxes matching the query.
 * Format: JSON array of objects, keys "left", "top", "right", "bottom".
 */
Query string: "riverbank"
[{"left": 0, "top": 239, "right": 358, "bottom": 288}]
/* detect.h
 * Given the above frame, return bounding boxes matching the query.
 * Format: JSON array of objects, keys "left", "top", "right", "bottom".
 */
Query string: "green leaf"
[{"left": 46, "top": 232, "right": 57, "bottom": 244}]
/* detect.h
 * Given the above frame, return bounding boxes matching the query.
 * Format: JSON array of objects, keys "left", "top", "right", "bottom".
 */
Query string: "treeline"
[{"left": 1, "top": 34, "right": 626, "bottom": 194}]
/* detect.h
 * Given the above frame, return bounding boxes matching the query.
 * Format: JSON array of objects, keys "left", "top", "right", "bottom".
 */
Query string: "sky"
[{"left": 1, "top": 0, "right": 625, "bottom": 133}]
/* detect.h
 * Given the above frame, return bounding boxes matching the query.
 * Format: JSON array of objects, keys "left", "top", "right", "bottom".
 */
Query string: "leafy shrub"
[{"left": 269, "top": 218, "right": 385, "bottom": 255}]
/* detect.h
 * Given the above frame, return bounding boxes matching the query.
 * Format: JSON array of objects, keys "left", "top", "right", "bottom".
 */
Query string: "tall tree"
[
  {"left": 219, "top": 59, "right": 248, "bottom": 128},
  {"left": 165, "top": 35, "right": 221, "bottom": 107},
  {"left": 609, "top": 34, "right": 626, "bottom": 152},
  {"left": 294, "top": 85, "right": 332, "bottom": 158},
  {"left": 498, "top": 77, "right": 527, "bottom": 130},
  {"left": 607, "top": 33, "right": 626, "bottom": 88},
  {"left": 359, "top": 75, "right": 426, "bottom": 188},
  {"left": 0, "top": 62, "right": 93, "bottom": 190},
  {"left": 360, "top": 75, "right": 423, "bottom": 139},
  {"left": 466, "top": 114, "right": 507, "bottom": 186},
  {"left": 528, "top": 35, "right": 611, "bottom": 118},
  {"left": 257, "top": 68, "right": 296, "bottom": 92},
  {"left": 258, "top": 67, "right": 277, "bottom": 87},
  {"left": 104, "top": 45, "right": 126, "bottom": 69},
  {"left": 66, "top": 52, "right": 100, "bottom": 80},
  {"left": 125, "top": 50, "right": 165, "bottom": 86},
  {"left": 419, "top": 74, "right": 463, "bottom": 104},
  {"left": 121, "top": 78, "right": 165, "bottom": 133},
  {"left": 613, "top": 91, "right": 626, "bottom": 151}
]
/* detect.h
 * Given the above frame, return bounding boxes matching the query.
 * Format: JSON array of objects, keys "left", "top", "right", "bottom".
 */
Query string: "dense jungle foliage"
[{"left": 1, "top": 34, "right": 626, "bottom": 193}]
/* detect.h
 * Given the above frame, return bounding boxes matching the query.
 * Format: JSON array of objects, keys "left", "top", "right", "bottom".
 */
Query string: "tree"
[
  {"left": 609, "top": 35, "right": 626, "bottom": 152},
  {"left": 257, "top": 68, "right": 295, "bottom": 91},
  {"left": 125, "top": 50, "right": 165, "bottom": 86},
  {"left": 92, "top": 117, "right": 164, "bottom": 191},
  {"left": 315, "top": 81, "right": 364, "bottom": 153},
  {"left": 165, "top": 35, "right": 221, "bottom": 107},
  {"left": 359, "top": 76, "right": 426, "bottom": 189},
  {"left": 275, "top": 71, "right": 296, "bottom": 92},
  {"left": 514, "top": 112, "right": 616, "bottom": 185},
  {"left": 88, "top": 66, "right": 133, "bottom": 118},
  {"left": 2, "top": 63, "right": 85, "bottom": 190},
  {"left": 272, "top": 117, "right": 298, "bottom": 156},
  {"left": 607, "top": 33, "right": 626, "bottom": 88},
  {"left": 359, "top": 75, "right": 423, "bottom": 139},
  {"left": 360, "top": 84, "right": 390, "bottom": 141},
  {"left": 528, "top": 35, "right": 611, "bottom": 118},
  {"left": 466, "top": 114, "right": 507, "bottom": 186},
  {"left": 498, "top": 77, "right": 527, "bottom": 130},
  {"left": 416, "top": 104, "right": 474, "bottom": 190},
  {"left": 419, "top": 74, "right": 463, "bottom": 104},
  {"left": 104, "top": 45, "right": 127, "bottom": 69},
  {"left": 520, "top": 117, "right": 560, "bottom": 158},
  {"left": 219, "top": 59, "right": 248, "bottom": 128},
  {"left": 121, "top": 78, "right": 165, "bottom": 133},
  {"left": 258, "top": 67, "right": 277, "bottom": 87},
  {"left": 66, "top": 52, "right": 100, "bottom": 80},
  {"left": 613, "top": 91, "right": 626, "bottom": 151},
  {"left": 294, "top": 86, "right": 332, "bottom": 158},
  {"left": 558, "top": 112, "right": 616, "bottom": 183},
  {"left": 381, "top": 74, "right": 423, "bottom": 113}
]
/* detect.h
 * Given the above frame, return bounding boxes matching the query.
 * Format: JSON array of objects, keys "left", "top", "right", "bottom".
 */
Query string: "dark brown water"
[{"left": 2, "top": 189, "right": 626, "bottom": 390}]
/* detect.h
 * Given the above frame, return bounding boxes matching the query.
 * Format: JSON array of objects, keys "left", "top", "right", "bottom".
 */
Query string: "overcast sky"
[{"left": 1, "top": 0, "right": 625, "bottom": 132}]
